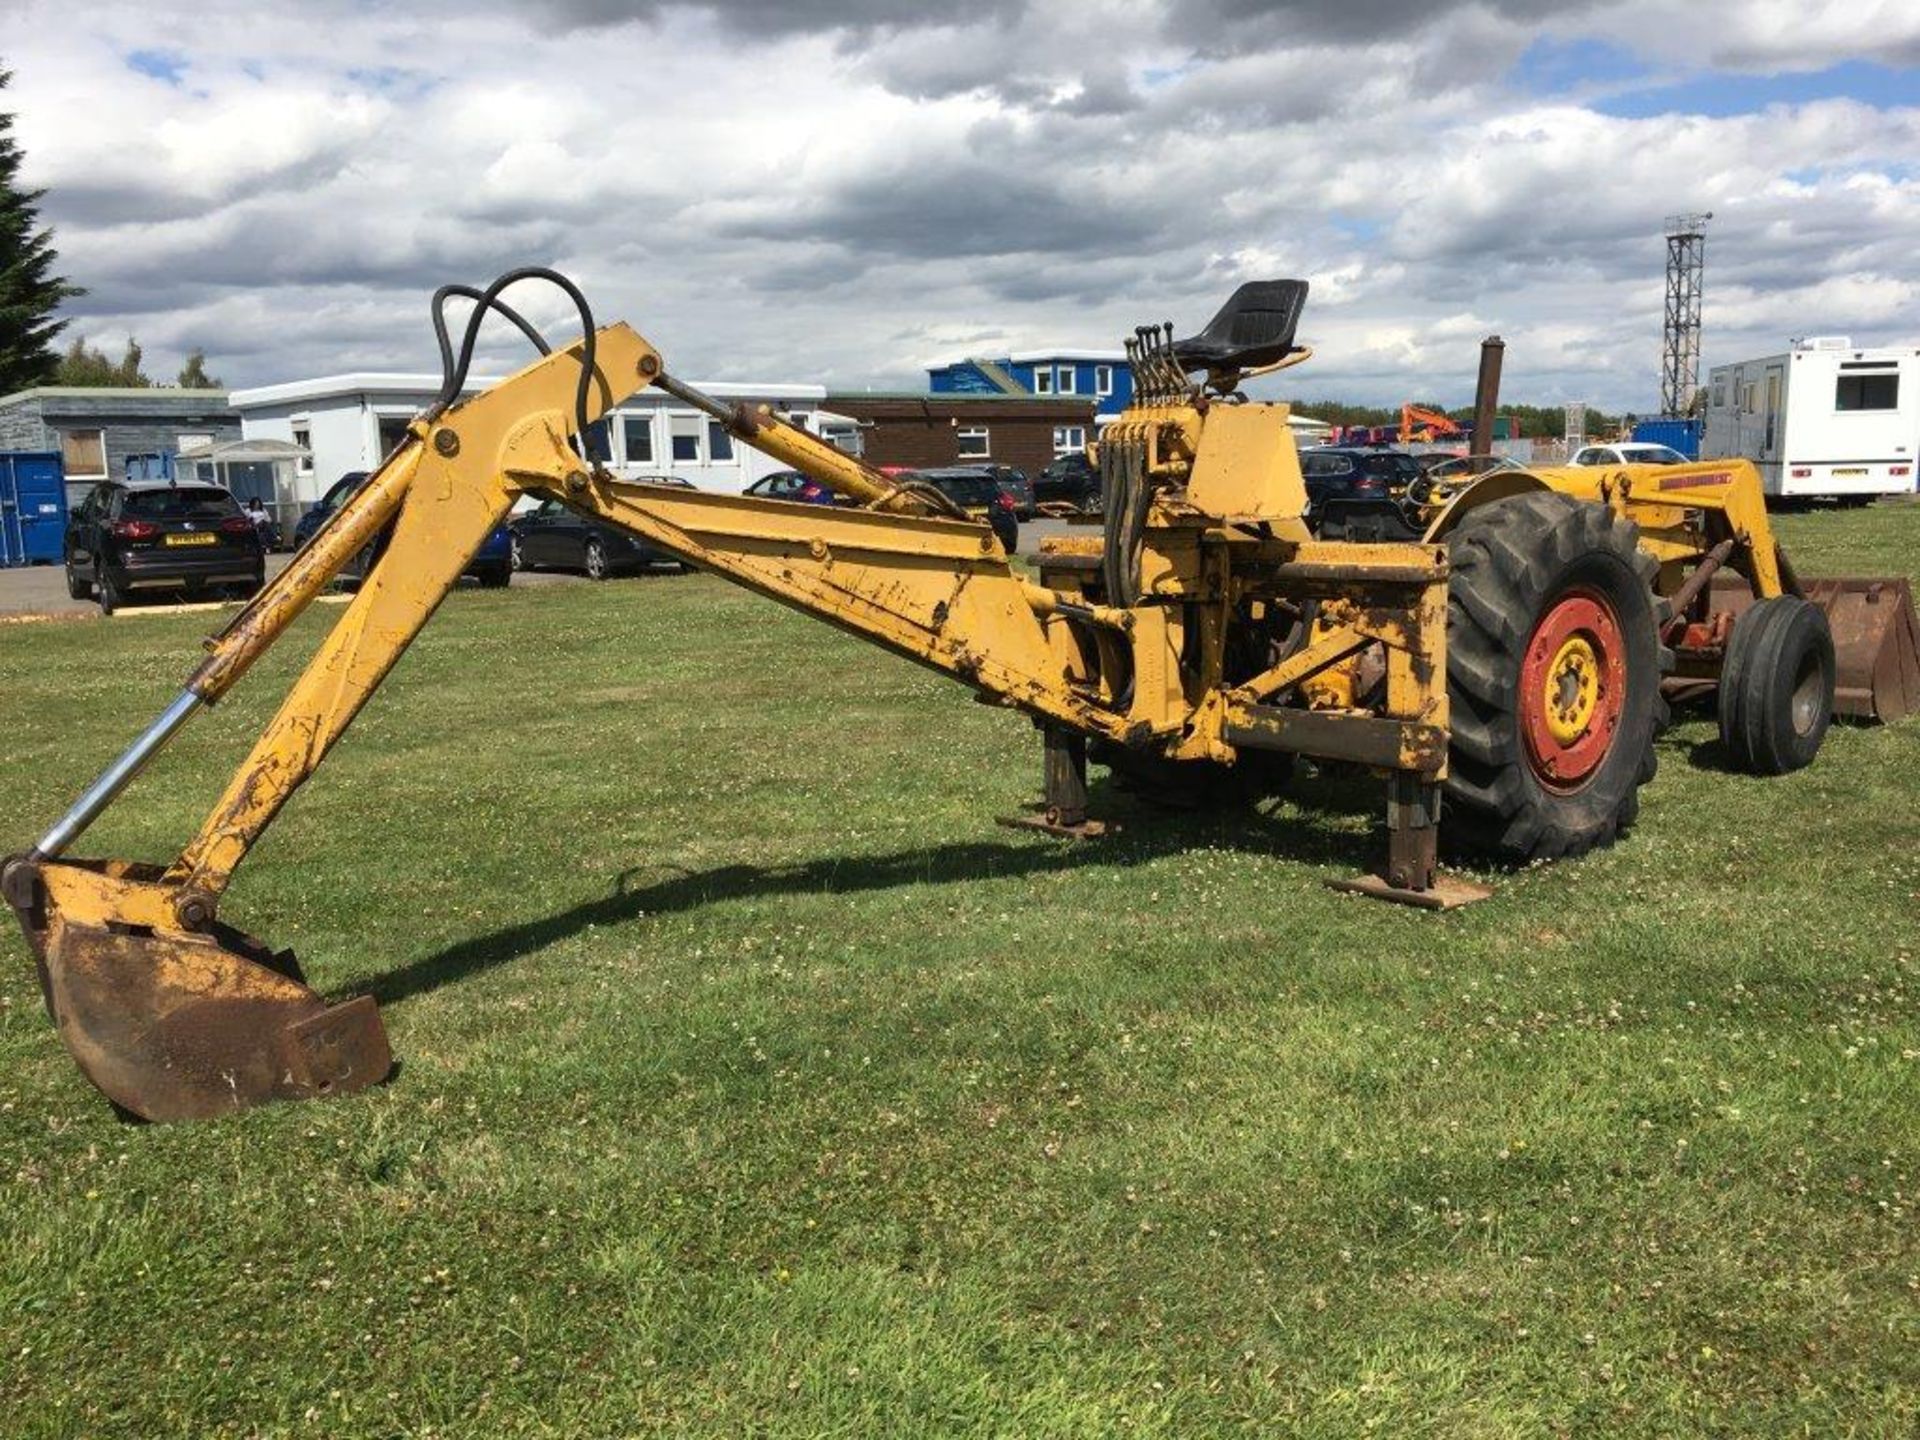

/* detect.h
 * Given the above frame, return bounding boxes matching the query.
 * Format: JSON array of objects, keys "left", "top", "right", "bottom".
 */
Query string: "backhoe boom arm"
[{"left": 3, "top": 320, "right": 1114, "bottom": 1120}]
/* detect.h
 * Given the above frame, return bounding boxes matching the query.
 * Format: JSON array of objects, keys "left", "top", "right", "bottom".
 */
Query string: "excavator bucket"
[
  {"left": 3, "top": 857, "right": 390, "bottom": 1123},
  {"left": 1711, "top": 575, "right": 1920, "bottom": 722}
]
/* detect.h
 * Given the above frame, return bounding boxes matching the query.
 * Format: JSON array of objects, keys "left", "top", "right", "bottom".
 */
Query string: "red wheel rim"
[{"left": 1519, "top": 588, "right": 1626, "bottom": 792}]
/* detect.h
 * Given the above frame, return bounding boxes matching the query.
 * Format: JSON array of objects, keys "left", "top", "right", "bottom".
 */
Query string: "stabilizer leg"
[{"left": 999, "top": 725, "right": 1110, "bottom": 839}]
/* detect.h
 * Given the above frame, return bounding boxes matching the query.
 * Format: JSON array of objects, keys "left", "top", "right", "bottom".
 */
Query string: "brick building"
[
  {"left": 0, "top": 387, "right": 239, "bottom": 507},
  {"left": 822, "top": 393, "right": 1096, "bottom": 476}
]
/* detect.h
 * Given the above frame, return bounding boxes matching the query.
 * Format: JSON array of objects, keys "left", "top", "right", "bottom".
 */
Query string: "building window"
[
  {"left": 956, "top": 426, "right": 990, "bottom": 458},
  {"left": 1033, "top": 368, "right": 1053, "bottom": 395},
  {"left": 670, "top": 415, "right": 703, "bottom": 462},
  {"left": 822, "top": 423, "right": 864, "bottom": 456},
  {"left": 707, "top": 420, "right": 734, "bottom": 462},
  {"left": 1835, "top": 371, "right": 1898, "bottom": 411},
  {"left": 623, "top": 415, "right": 654, "bottom": 464},
  {"left": 583, "top": 418, "right": 613, "bottom": 463},
  {"left": 1095, "top": 365, "right": 1114, "bottom": 396},
  {"left": 377, "top": 417, "right": 411, "bottom": 459},
  {"left": 290, "top": 424, "right": 313, "bottom": 478},
  {"left": 59, "top": 428, "right": 107, "bottom": 479},
  {"left": 1056, "top": 366, "right": 1075, "bottom": 394},
  {"left": 1052, "top": 425, "right": 1086, "bottom": 457}
]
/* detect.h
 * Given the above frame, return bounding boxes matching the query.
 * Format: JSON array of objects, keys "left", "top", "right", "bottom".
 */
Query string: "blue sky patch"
[
  {"left": 125, "top": 49, "right": 188, "bottom": 86},
  {"left": 1591, "top": 60, "right": 1917, "bottom": 119},
  {"left": 1510, "top": 36, "right": 1654, "bottom": 96}
]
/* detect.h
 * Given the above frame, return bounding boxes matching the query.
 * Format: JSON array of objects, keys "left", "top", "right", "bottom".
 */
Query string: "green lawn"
[{"left": 2, "top": 503, "right": 1916, "bottom": 1437}]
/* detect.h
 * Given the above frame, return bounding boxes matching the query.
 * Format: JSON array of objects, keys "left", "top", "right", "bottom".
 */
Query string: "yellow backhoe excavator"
[{"left": 7, "top": 269, "right": 1917, "bottom": 1122}]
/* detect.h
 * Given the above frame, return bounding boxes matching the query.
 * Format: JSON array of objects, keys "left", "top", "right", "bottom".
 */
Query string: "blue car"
[
  {"left": 743, "top": 469, "right": 842, "bottom": 505},
  {"left": 295, "top": 471, "right": 512, "bottom": 588}
]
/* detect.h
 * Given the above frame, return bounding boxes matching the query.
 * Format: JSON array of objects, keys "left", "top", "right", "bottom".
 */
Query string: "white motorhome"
[{"left": 1702, "top": 338, "right": 1919, "bottom": 500}]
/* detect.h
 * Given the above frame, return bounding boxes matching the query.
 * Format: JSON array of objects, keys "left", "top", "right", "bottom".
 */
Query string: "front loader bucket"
[
  {"left": 1800, "top": 578, "right": 1920, "bottom": 723},
  {"left": 1709, "top": 575, "right": 1920, "bottom": 723},
  {"left": 4, "top": 857, "right": 390, "bottom": 1123}
]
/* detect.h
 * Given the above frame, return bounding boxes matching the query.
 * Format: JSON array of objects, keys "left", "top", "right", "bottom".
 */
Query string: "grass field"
[{"left": 1, "top": 503, "right": 1916, "bottom": 1437}]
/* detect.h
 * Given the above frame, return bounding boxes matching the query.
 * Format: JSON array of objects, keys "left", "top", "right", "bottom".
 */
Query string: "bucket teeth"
[{"left": 4, "top": 856, "right": 390, "bottom": 1123}]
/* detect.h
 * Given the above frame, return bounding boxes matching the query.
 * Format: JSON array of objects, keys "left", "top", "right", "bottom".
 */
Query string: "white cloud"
[{"left": 5, "top": 0, "right": 1916, "bottom": 411}]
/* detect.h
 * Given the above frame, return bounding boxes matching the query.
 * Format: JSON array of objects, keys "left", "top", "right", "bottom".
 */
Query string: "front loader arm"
[{"left": 3, "top": 320, "right": 1120, "bottom": 1121}]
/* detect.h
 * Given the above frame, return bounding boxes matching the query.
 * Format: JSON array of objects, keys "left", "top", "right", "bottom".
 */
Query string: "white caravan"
[{"left": 1702, "top": 338, "right": 1919, "bottom": 500}]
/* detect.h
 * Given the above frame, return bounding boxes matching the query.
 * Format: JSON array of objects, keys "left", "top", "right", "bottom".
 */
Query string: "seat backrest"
[{"left": 1174, "top": 280, "right": 1309, "bottom": 373}]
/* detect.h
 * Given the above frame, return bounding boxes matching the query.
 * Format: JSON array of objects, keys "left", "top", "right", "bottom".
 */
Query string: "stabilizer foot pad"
[
  {"left": 1328, "top": 871, "right": 1493, "bottom": 910},
  {"left": 996, "top": 814, "right": 1114, "bottom": 840}
]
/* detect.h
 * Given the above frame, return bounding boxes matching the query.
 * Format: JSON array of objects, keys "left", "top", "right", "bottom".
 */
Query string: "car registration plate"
[
  {"left": 165, "top": 532, "right": 219, "bottom": 547},
  {"left": 1833, "top": 467, "right": 1867, "bottom": 477}
]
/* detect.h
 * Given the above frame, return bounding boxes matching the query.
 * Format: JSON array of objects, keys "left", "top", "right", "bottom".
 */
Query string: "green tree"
[
  {"left": 0, "top": 67, "right": 81, "bottom": 392},
  {"left": 52, "top": 334, "right": 151, "bottom": 387},
  {"left": 176, "top": 349, "right": 222, "bottom": 389}
]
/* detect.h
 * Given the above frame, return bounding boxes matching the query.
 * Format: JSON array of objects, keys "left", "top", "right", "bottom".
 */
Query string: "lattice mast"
[{"left": 1661, "top": 212, "right": 1711, "bottom": 417}]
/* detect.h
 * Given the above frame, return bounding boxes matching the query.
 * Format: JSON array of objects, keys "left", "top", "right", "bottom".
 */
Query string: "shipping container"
[
  {"left": 0, "top": 451, "right": 68, "bottom": 567},
  {"left": 1630, "top": 418, "right": 1701, "bottom": 458}
]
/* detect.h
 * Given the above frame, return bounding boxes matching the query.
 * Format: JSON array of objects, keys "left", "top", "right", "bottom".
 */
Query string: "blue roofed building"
[{"left": 929, "top": 350, "right": 1132, "bottom": 457}]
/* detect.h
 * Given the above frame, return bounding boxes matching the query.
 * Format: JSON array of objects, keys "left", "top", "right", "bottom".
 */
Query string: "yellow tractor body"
[{"left": 5, "top": 271, "right": 1915, "bottom": 1122}]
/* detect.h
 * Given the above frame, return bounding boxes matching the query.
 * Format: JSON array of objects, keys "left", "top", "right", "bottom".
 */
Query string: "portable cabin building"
[
  {"left": 230, "top": 374, "right": 828, "bottom": 512},
  {"left": 1703, "top": 339, "right": 1919, "bottom": 499}
]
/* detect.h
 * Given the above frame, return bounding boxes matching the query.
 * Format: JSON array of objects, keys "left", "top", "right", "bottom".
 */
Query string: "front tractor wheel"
[
  {"left": 1443, "top": 492, "right": 1669, "bottom": 864},
  {"left": 1716, "top": 596, "right": 1834, "bottom": 775}
]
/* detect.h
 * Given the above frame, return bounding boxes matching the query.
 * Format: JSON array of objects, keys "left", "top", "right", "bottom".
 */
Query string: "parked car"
[
  {"left": 510, "top": 479, "right": 694, "bottom": 579},
  {"left": 1568, "top": 443, "right": 1690, "bottom": 467},
  {"left": 974, "top": 464, "right": 1035, "bottom": 519},
  {"left": 1298, "top": 448, "right": 1423, "bottom": 540},
  {"left": 290, "top": 473, "right": 359, "bottom": 551},
  {"left": 295, "top": 471, "right": 513, "bottom": 587},
  {"left": 1035, "top": 453, "right": 1100, "bottom": 511},
  {"left": 64, "top": 480, "right": 265, "bottom": 614},
  {"left": 744, "top": 470, "right": 841, "bottom": 505},
  {"left": 905, "top": 467, "right": 1019, "bottom": 552}
]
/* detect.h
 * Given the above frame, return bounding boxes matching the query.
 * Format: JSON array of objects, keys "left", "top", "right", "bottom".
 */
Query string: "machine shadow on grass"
[{"left": 365, "top": 775, "right": 1379, "bottom": 1009}]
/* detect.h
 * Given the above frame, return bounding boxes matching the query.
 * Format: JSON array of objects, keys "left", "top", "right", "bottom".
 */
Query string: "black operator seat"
[{"left": 1172, "top": 279, "right": 1310, "bottom": 374}]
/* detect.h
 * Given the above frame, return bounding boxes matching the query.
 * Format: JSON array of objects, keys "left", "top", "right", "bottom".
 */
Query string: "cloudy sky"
[{"left": 7, "top": 0, "right": 1919, "bottom": 410}]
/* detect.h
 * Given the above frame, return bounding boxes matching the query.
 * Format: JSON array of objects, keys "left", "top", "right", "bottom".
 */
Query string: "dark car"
[
  {"left": 509, "top": 477, "right": 694, "bottom": 579},
  {"left": 975, "top": 464, "right": 1035, "bottom": 519},
  {"left": 1034, "top": 453, "right": 1100, "bottom": 512},
  {"left": 1298, "top": 448, "right": 1424, "bottom": 540},
  {"left": 906, "top": 468, "right": 1019, "bottom": 553},
  {"left": 744, "top": 470, "right": 841, "bottom": 506},
  {"left": 295, "top": 471, "right": 513, "bottom": 587},
  {"left": 64, "top": 481, "right": 265, "bottom": 614}
]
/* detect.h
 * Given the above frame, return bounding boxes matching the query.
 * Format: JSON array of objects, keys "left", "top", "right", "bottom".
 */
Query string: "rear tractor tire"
[
  {"left": 1716, "top": 596, "right": 1833, "bottom": 774},
  {"left": 1443, "top": 492, "right": 1670, "bottom": 864}
]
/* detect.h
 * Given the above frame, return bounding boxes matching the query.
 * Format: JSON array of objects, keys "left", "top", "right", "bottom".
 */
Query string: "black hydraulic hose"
[
  {"left": 431, "top": 284, "right": 552, "bottom": 375},
  {"left": 428, "top": 267, "right": 600, "bottom": 449}
]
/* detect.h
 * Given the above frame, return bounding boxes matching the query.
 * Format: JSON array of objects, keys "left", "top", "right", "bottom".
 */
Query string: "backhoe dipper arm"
[
  {"left": 2, "top": 327, "right": 656, "bottom": 1120},
  {"left": 4, "top": 319, "right": 1120, "bottom": 1122}
]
